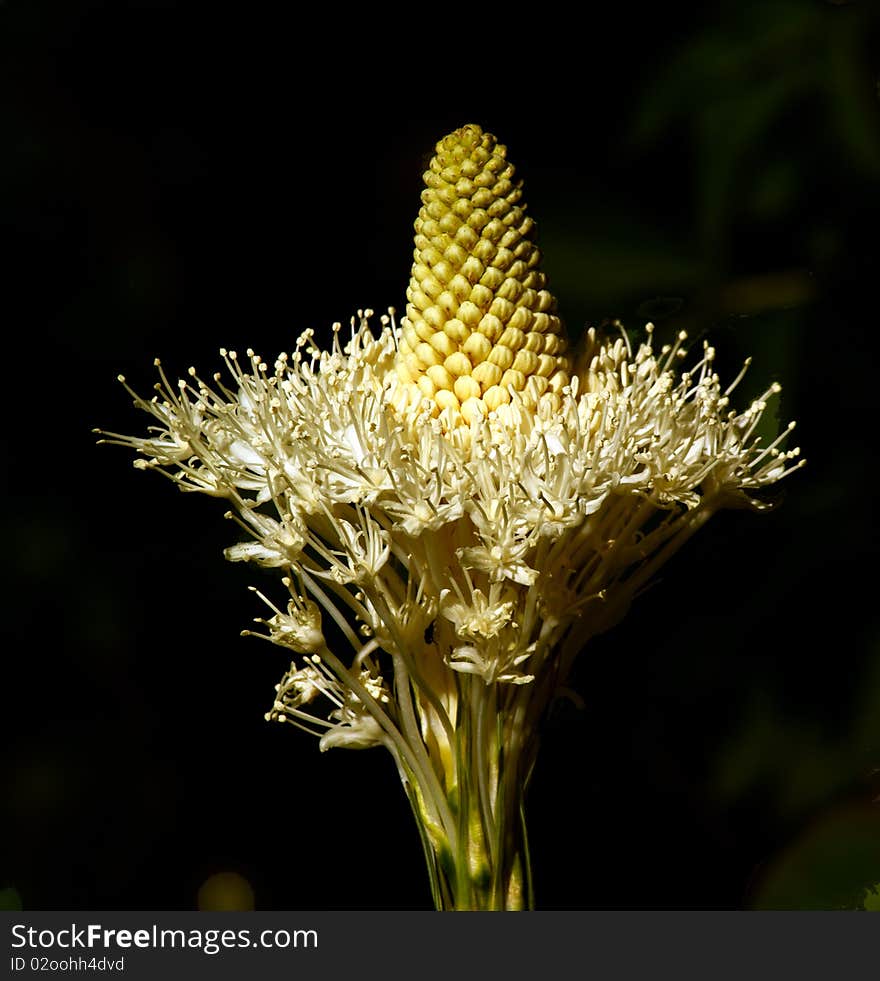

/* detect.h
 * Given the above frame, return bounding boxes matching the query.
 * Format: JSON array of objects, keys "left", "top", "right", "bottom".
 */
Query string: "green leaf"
[{"left": 863, "top": 884, "right": 880, "bottom": 911}]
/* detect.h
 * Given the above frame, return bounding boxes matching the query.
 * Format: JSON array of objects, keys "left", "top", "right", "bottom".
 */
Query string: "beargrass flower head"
[{"left": 99, "top": 123, "right": 803, "bottom": 910}]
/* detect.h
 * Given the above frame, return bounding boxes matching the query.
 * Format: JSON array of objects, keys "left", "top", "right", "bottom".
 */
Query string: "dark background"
[{"left": 2, "top": 0, "right": 880, "bottom": 910}]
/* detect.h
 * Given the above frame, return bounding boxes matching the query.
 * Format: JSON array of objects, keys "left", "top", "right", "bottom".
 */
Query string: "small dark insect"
[{"left": 424, "top": 620, "right": 436, "bottom": 644}]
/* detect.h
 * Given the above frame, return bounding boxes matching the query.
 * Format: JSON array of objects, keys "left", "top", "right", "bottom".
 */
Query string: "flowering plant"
[{"left": 100, "top": 124, "right": 802, "bottom": 910}]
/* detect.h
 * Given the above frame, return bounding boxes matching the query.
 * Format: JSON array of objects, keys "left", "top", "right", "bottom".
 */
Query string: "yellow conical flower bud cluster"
[{"left": 394, "top": 124, "right": 571, "bottom": 425}]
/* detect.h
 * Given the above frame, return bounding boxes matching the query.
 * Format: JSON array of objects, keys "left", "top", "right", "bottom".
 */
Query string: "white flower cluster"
[{"left": 101, "top": 311, "right": 801, "bottom": 753}]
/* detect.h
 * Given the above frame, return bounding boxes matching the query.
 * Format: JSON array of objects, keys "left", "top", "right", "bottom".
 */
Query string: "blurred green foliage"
[
  {"left": 0, "top": 887, "right": 23, "bottom": 911},
  {"left": 637, "top": 0, "right": 880, "bottom": 910},
  {"left": 2, "top": 0, "right": 878, "bottom": 910},
  {"left": 863, "top": 883, "right": 880, "bottom": 911},
  {"left": 545, "top": 0, "right": 879, "bottom": 329},
  {"left": 538, "top": 0, "right": 880, "bottom": 910},
  {"left": 632, "top": 0, "right": 880, "bottom": 250},
  {"left": 715, "top": 642, "right": 880, "bottom": 821}
]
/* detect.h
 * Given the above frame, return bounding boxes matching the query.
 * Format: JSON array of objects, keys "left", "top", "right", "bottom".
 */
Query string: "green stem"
[{"left": 401, "top": 673, "right": 532, "bottom": 911}]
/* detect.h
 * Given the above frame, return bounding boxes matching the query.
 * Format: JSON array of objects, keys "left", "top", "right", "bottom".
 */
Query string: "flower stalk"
[{"left": 99, "top": 124, "right": 803, "bottom": 910}]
